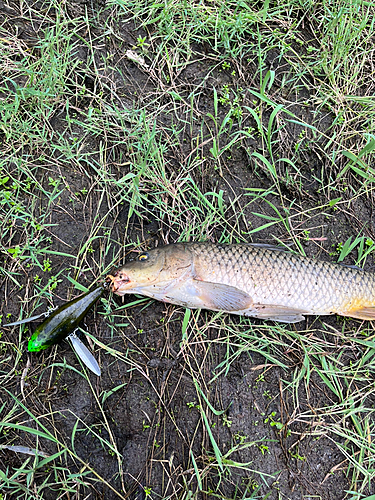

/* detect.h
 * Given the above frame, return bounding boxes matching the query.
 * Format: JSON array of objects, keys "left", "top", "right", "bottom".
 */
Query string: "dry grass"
[{"left": 1, "top": 0, "right": 375, "bottom": 499}]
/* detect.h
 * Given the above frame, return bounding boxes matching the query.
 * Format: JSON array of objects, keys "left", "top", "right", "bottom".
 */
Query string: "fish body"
[
  {"left": 107, "top": 242, "right": 375, "bottom": 323},
  {"left": 28, "top": 287, "right": 104, "bottom": 351}
]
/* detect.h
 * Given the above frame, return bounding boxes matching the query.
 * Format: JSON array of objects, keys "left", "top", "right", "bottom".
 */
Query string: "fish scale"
[
  {"left": 108, "top": 242, "right": 375, "bottom": 323},
  {"left": 190, "top": 242, "right": 374, "bottom": 316}
]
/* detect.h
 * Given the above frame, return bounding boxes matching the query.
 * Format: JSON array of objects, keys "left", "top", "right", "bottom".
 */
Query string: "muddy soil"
[{"left": 1, "top": 2, "right": 375, "bottom": 500}]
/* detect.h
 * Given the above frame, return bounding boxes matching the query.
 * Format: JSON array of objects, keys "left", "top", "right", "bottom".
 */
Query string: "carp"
[{"left": 107, "top": 242, "right": 375, "bottom": 323}]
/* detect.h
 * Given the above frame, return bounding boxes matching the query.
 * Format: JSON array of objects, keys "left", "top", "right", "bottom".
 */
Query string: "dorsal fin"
[
  {"left": 338, "top": 263, "right": 362, "bottom": 270},
  {"left": 249, "top": 243, "right": 289, "bottom": 252}
]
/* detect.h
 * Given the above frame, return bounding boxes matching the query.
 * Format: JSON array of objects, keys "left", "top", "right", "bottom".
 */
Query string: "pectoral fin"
[{"left": 192, "top": 280, "right": 253, "bottom": 312}]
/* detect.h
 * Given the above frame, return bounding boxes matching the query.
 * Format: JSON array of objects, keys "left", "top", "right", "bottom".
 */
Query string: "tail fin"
[{"left": 340, "top": 307, "right": 375, "bottom": 321}]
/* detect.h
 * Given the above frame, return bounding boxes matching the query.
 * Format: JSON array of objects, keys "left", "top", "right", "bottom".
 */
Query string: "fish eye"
[{"left": 138, "top": 252, "right": 149, "bottom": 262}]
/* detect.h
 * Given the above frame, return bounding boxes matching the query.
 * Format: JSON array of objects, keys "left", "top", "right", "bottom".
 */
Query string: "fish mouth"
[{"left": 105, "top": 272, "right": 131, "bottom": 295}]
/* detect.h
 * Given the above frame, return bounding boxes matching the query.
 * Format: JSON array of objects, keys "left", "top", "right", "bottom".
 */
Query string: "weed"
[{"left": 1, "top": 0, "right": 375, "bottom": 498}]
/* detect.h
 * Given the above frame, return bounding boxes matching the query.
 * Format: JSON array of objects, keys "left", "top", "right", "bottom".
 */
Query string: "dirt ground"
[{"left": 1, "top": 1, "right": 375, "bottom": 499}]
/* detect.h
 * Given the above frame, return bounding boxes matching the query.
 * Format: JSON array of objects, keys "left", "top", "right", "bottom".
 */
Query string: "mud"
[{"left": 1, "top": 2, "right": 375, "bottom": 499}]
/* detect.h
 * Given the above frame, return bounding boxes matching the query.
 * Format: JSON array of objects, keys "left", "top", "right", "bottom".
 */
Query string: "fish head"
[{"left": 107, "top": 244, "right": 193, "bottom": 296}]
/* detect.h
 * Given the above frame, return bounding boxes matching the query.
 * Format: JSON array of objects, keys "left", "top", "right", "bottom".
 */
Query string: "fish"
[{"left": 106, "top": 242, "right": 375, "bottom": 323}]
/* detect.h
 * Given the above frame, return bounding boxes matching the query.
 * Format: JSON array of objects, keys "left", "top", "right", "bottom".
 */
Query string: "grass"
[{"left": 1, "top": 0, "right": 375, "bottom": 498}]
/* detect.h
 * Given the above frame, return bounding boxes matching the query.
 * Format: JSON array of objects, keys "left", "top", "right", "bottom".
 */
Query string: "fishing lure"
[{"left": 4, "top": 286, "right": 103, "bottom": 376}]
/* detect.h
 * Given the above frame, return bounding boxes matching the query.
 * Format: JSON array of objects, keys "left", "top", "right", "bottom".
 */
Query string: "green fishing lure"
[{"left": 28, "top": 287, "right": 104, "bottom": 352}]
